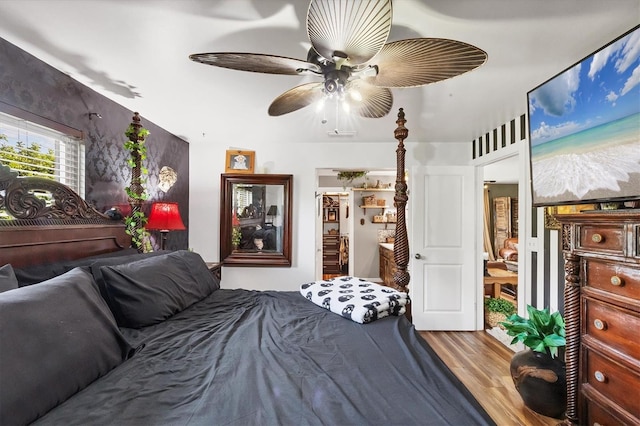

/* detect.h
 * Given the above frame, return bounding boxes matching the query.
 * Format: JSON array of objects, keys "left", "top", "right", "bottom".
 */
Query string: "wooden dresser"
[
  {"left": 322, "top": 195, "right": 342, "bottom": 276},
  {"left": 558, "top": 211, "right": 640, "bottom": 426},
  {"left": 322, "top": 234, "right": 341, "bottom": 275},
  {"left": 379, "top": 244, "right": 397, "bottom": 287}
]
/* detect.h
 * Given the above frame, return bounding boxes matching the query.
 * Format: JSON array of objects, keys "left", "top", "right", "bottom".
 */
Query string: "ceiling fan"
[{"left": 189, "top": 0, "right": 487, "bottom": 119}]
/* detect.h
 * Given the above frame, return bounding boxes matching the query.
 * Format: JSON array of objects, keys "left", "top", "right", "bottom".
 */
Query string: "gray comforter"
[{"left": 35, "top": 289, "right": 494, "bottom": 426}]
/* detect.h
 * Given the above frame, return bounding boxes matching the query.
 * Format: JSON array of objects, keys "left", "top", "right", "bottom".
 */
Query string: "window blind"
[{"left": 0, "top": 111, "right": 85, "bottom": 197}]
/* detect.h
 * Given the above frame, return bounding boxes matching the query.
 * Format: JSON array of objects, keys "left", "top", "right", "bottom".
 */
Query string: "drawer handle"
[
  {"left": 593, "top": 319, "right": 607, "bottom": 330},
  {"left": 594, "top": 370, "right": 607, "bottom": 383},
  {"left": 610, "top": 275, "right": 623, "bottom": 286},
  {"left": 591, "top": 233, "right": 603, "bottom": 243}
]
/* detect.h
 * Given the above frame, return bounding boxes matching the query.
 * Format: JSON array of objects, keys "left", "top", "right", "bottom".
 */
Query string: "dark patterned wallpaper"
[{"left": 0, "top": 38, "right": 189, "bottom": 250}]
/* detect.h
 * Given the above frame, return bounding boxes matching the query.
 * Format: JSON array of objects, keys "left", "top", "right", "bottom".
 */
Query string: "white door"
[{"left": 411, "top": 165, "right": 478, "bottom": 330}]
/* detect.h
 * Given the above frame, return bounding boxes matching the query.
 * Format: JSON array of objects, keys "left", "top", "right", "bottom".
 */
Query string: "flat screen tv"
[{"left": 527, "top": 25, "right": 640, "bottom": 207}]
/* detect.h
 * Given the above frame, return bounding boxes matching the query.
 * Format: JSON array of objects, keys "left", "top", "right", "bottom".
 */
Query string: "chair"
[{"left": 499, "top": 238, "right": 518, "bottom": 261}]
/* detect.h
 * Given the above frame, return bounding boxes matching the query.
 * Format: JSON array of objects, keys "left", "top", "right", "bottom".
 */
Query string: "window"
[{"left": 0, "top": 111, "right": 85, "bottom": 197}]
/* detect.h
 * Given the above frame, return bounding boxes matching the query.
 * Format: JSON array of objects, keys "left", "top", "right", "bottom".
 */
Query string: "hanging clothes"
[{"left": 339, "top": 236, "right": 349, "bottom": 267}]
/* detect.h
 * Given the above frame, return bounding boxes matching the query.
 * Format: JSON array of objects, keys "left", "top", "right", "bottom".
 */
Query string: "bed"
[{"left": 0, "top": 110, "right": 495, "bottom": 426}]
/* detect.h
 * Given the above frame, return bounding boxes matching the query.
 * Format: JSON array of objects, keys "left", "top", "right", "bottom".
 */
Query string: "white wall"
[
  {"left": 190, "top": 138, "right": 395, "bottom": 291},
  {"left": 471, "top": 116, "right": 564, "bottom": 317},
  {"left": 189, "top": 133, "right": 470, "bottom": 291}
]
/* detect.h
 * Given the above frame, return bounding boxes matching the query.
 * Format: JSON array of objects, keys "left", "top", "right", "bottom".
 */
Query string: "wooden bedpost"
[{"left": 393, "top": 108, "right": 410, "bottom": 302}]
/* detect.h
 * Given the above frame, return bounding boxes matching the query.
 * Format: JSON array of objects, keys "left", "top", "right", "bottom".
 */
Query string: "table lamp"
[
  {"left": 146, "top": 202, "right": 186, "bottom": 250},
  {"left": 266, "top": 205, "right": 278, "bottom": 225}
]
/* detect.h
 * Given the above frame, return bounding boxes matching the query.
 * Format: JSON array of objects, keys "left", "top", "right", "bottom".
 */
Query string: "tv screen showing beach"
[{"left": 528, "top": 25, "right": 640, "bottom": 207}]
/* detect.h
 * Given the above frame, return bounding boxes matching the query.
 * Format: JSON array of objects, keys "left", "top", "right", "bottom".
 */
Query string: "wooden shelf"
[
  {"left": 359, "top": 205, "right": 391, "bottom": 209},
  {"left": 353, "top": 188, "right": 394, "bottom": 192},
  {"left": 322, "top": 194, "right": 342, "bottom": 275}
]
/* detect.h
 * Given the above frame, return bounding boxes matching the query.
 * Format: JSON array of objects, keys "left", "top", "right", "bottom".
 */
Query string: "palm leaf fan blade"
[
  {"left": 369, "top": 38, "right": 487, "bottom": 88},
  {"left": 268, "top": 82, "right": 325, "bottom": 116},
  {"left": 189, "top": 52, "right": 320, "bottom": 75},
  {"left": 347, "top": 80, "right": 392, "bottom": 118},
  {"left": 355, "top": 92, "right": 393, "bottom": 118},
  {"left": 307, "top": 0, "right": 392, "bottom": 64}
]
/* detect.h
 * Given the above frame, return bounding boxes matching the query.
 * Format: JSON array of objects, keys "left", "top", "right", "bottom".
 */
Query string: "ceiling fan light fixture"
[
  {"left": 332, "top": 51, "right": 349, "bottom": 67},
  {"left": 296, "top": 67, "right": 322, "bottom": 76},
  {"left": 332, "top": 51, "right": 348, "bottom": 60},
  {"left": 190, "top": 0, "right": 486, "bottom": 120},
  {"left": 323, "top": 78, "right": 340, "bottom": 94},
  {"left": 353, "top": 65, "right": 378, "bottom": 80}
]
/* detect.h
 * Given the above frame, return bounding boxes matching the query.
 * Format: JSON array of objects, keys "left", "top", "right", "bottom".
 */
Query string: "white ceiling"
[{"left": 0, "top": 0, "right": 638, "bottom": 144}]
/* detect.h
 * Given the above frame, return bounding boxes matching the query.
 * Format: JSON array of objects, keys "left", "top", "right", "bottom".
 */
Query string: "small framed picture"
[
  {"left": 327, "top": 209, "right": 337, "bottom": 221},
  {"left": 225, "top": 150, "right": 255, "bottom": 174}
]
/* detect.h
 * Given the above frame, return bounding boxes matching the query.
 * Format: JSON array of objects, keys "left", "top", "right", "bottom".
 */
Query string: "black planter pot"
[{"left": 509, "top": 349, "right": 567, "bottom": 419}]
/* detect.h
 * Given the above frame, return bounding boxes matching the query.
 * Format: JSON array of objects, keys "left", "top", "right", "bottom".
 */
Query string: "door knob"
[{"left": 415, "top": 253, "right": 422, "bottom": 259}]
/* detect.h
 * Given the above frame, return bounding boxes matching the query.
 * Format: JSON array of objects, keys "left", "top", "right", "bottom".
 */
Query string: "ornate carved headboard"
[{"left": 0, "top": 164, "right": 129, "bottom": 268}]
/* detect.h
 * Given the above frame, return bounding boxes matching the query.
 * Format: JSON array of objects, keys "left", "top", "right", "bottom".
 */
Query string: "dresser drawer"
[
  {"left": 585, "top": 395, "right": 635, "bottom": 426},
  {"left": 323, "top": 243, "right": 340, "bottom": 252},
  {"left": 585, "top": 259, "right": 640, "bottom": 300},
  {"left": 583, "top": 297, "right": 640, "bottom": 359},
  {"left": 577, "top": 224, "right": 625, "bottom": 255},
  {"left": 583, "top": 348, "right": 640, "bottom": 418},
  {"left": 323, "top": 235, "right": 340, "bottom": 249},
  {"left": 323, "top": 265, "right": 341, "bottom": 274},
  {"left": 323, "top": 251, "right": 339, "bottom": 259}
]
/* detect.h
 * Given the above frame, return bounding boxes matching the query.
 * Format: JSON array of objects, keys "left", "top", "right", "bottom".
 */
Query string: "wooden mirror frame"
[{"left": 220, "top": 173, "right": 293, "bottom": 267}]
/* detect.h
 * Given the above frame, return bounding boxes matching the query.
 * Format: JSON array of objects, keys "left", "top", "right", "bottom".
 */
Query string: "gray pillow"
[
  {"left": 64, "top": 249, "right": 167, "bottom": 270},
  {"left": 0, "top": 268, "right": 134, "bottom": 425},
  {"left": 13, "top": 261, "right": 68, "bottom": 287},
  {"left": 74, "top": 250, "right": 170, "bottom": 301},
  {"left": 12, "top": 248, "right": 148, "bottom": 287},
  {"left": 100, "top": 250, "right": 220, "bottom": 328},
  {"left": 0, "top": 264, "right": 19, "bottom": 293}
]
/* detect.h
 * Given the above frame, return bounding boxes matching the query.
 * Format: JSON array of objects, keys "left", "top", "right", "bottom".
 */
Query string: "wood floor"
[{"left": 420, "top": 331, "right": 562, "bottom": 426}]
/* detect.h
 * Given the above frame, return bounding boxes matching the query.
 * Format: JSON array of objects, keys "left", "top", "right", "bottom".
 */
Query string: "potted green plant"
[
  {"left": 500, "top": 305, "right": 567, "bottom": 419},
  {"left": 483, "top": 297, "right": 516, "bottom": 329}
]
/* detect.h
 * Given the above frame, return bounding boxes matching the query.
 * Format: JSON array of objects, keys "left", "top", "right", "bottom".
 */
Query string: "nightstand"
[{"left": 205, "top": 262, "right": 222, "bottom": 281}]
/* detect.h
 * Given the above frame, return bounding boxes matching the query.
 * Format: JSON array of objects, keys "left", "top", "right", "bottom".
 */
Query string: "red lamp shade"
[{"left": 146, "top": 202, "right": 186, "bottom": 231}]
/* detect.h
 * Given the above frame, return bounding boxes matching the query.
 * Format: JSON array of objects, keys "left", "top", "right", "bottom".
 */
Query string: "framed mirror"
[{"left": 220, "top": 174, "right": 293, "bottom": 267}]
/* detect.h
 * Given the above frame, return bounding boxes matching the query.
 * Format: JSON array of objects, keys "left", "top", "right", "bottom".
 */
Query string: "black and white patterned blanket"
[{"left": 300, "top": 276, "right": 409, "bottom": 324}]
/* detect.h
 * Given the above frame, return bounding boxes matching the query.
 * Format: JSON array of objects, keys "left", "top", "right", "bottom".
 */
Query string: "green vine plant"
[
  {"left": 232, "top": 226, "right": 241, "bottom": 249},
  {"left": 124, "top": 211, "right": 151, "bottom": 252},
  {"left": 336, "top": 170, "right": 368, "bottom": 189},
  {"left": 124, "top": 125, "right": 150, "bottom": 172},
  {"left": 123, "top": 121, "right": 152, "bottom": 252}
]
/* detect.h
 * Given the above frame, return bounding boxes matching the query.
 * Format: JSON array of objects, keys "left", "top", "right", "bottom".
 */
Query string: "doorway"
[
  {"left": 482, "top": 156, "right": 519, "bottom": 328},
  {"left": 315, "top": 169, "right": 397, "bottom": 282},
  {"left": 320, "top": 191, "right": 350, "bottom": 279}
]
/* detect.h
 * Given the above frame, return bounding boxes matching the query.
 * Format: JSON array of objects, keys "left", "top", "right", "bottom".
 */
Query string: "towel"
[{"left": 300, "top": 276, "right": 409, "bottom": 324}]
